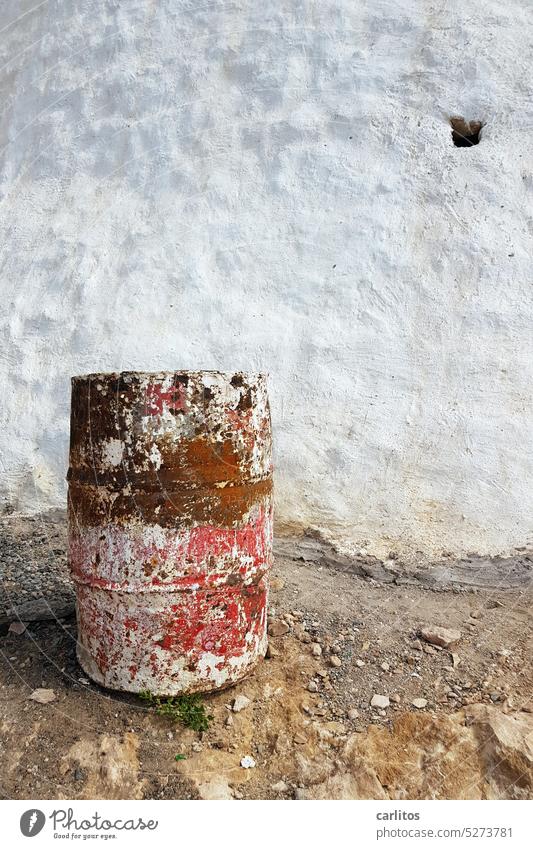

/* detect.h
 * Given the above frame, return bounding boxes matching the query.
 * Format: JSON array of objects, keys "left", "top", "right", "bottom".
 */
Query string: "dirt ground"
[{"left": 0, "top": 517, "right": 532, "bottom": 800}]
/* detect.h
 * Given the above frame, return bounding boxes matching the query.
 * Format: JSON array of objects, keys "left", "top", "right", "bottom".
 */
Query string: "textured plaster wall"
[{"left": 0, "top": 0, "right": 532, "bottom": 557}]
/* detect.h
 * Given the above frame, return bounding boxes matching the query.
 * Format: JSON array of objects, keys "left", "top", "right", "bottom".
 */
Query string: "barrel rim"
[{"left": 71, "top": 369, "right": 269, "bottom": 382}]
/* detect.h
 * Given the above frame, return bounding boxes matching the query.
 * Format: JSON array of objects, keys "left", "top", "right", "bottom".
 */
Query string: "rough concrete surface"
[{"left": 0, "top": 1, "right": 532, "bottom": 558}]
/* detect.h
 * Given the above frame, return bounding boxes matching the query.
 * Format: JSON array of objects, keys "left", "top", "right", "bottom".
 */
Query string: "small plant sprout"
[{"left": 139, "top": 690, "right": 213, "bottom": 732}]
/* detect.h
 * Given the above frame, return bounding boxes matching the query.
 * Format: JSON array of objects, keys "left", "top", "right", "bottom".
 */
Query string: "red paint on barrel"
[{"left": 68, "top": 371, "right": 272, "bottom": 695}]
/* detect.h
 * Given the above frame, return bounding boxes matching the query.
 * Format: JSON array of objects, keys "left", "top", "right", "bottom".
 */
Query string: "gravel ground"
[{"left": 0, "top": 515, "right": 531, "bottom": 800}]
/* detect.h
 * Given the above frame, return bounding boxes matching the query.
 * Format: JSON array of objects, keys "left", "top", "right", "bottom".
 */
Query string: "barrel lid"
[{"left": 71, "top": 370, "right": 268, "bottom": 382}]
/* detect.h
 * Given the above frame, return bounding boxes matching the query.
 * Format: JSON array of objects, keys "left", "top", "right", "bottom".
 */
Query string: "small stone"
[
  {"left": 326, "top": 721, "right": 346, "bottom": 735},
  {"left": 381, "top": 662, "right": 390, "bottom": 672},
  {"left": 240, "top": 755, "right": 256, "bottom": 769},
  {"left": 329, "top": 655, "right": 342, "bottom": 668},
  {"left": 419, "top": 626, "right": 461, "bottom": 649},
  {"left": 412, "top": 698, "right": 428, "bottom": 709},
  {"left": 271, "top": 780, "right": 289, "bottom": 793},
  {"left": 192, "top": 741, "right": 203, "bottom": 752},
  {"left": 370, "top": 694, "right": 389, "bottom": 709},
  {"left": 73, "top": 767, "right": 85, "bottom": 782},
  {"left": 225, "top": 715, "right": 234, "bottom": 727},
  {"left": 390, "top": 693, "right": 401, "bottom": 704},
  {"left": 355, "top": 659, "right": 365, "bottom": 668},
  {"left": 490, "top": 692, "right": 501, "bottom": 702},
  {"left": 307, "top": 680, "right": 319, "bottom": 693},
  {"left": 270, "top": 577, "right": 285, "bottom": 591},
  {"left": 268, "top": 619, "right": 289, "bottom": 637},
  {"left": 265, "top": 643, "right": 279, "bottom": 659},
  {"left": 294, "top": 788, "right": 308, "bottom": 800},
  {"left": 8, "top": 621, "right": 27, "bottom": 635},
  {"left": 232, "top": 695, "right": 251, "bottom": 712},
  {"left": 29, "top": 688, "right": 56, "bottom": 704},
  {"left": 451, "top": 653, "right": 461, "bottom": 668},
  {"left": 316, "top": 669, "right": 328, "bottom": 678},
  {"left": 293, "top": 733, "right": 307, "bottom": 745},
  {"left": 311, "top": 643, "right": 322, "bottom": 657},
  {"left": 347, "top": 708, "right": 359, "bottom": 720}
]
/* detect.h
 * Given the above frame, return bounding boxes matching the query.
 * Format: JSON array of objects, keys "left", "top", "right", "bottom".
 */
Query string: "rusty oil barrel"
[{"left": 67, "top": 371, "right": 273, "bottom": 694}]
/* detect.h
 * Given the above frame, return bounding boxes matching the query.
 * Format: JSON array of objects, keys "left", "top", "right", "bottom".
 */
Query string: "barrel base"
[
  {"left": 74, "top": 580, "right": 269, "bottom": 696},
  {"left": 76, "top": 636, "right": 268, "bottom": 696}
]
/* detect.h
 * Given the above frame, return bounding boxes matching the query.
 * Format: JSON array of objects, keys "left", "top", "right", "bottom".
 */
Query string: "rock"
[
  {"left": 294, "top": 788, "right": 308, "bottom": 800},
  {"left": 381, "top": 662, "right": 390, "bottom": 672},
  {"left": 8, "top": 621, "right": 27, "bottom": 634},
  {"left": 452, "top": 653, "right": 461, "bottom": 667},
  {"left": 370, "top": 694, "right": 389, "bottom": 709},
  {"left": 329, "top": 655, "right": 342, "bottom": 668},
  {"left": 293, "top": 623, "right": 311, "bottom": 642},
  {"left": 294, "top": 733, "right": 307, "bottom": 745},
  {"left": 303, "top": 706, "right": 533, "bottom": 800},
  {"left": 271, "top": 780, "right": 289, "bottom": 793},
  {"left": 412, "top": 698, "right": 428, "bottom": 709},
  {"left": 29, "top": 688, "right": 56, "bottom": 704},
  {"left": 355, "top": 659, "right": 365, "bottom": 668},
  {"left": 390, "top": 694, "right": 401, "bottom": 704},
  {"left": 4, "top": 594, "right": 75, "bottom": 624},
  {"left": 268, "top": 619, "right": 289, "bottom": 637},
  {"left": 240, "top": 755, "right": 256, "bottom": 769},
  {"left": 311, "top": 643, "right": 322, "bottom": 657},
  {"left": 265, "top": 643, "right": 279, "bottom": 659},
  {"left": 307, "top": 680, "right": 319, "bottom": 693},
  {"left": 225, "top": 714, "right": 233, "bottom": 727},
  {"left": 270, "top": 577, "right": 285, "bottom": 591},
  {"left": 232, "top": 695, "right": 251, "bottom": 712},
  {"left": 325, "top": 721, "right": 346, "bottom": 735},
  {"left": 197, "top": 778, "right": 233, "bottom": 800},
  {"left": 347, "top": 708, "right": 359, "bottom": 721},
  {"left": 419, "top": 626, "right": 461, "bottom": 649},
  {"left": 192, "top": 741, "right": 203, "bottom": 752},
  {"left": 274, "top": 732, "right": 293, "bottom": 756}
]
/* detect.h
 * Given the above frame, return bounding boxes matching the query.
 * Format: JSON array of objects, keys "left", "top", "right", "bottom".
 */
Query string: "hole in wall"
[{"left": 450, "top": 116, "right": 483, "bottom": 147}]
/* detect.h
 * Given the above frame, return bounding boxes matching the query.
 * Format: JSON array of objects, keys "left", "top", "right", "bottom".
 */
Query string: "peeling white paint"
[
  {"left": 1, "top": 1, "right": 532, "bottom": 558},
  {"left": 102, "top": 439, "right": 124, "bottom": 468}
]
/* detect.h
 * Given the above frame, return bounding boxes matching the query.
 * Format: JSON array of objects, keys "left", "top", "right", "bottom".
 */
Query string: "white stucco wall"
[{"left": 0, "top": 0, "right": 532, "bottom": 557}]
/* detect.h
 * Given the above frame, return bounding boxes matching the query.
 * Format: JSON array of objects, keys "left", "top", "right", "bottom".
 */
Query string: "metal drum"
[{"left": 67, "top": 371, "right": 273, "bottom": 694}]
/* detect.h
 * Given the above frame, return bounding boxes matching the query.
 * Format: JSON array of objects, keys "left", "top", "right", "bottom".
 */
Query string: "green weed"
[{"left": 139, "top": 690, "right": 213, "bottom": 732}]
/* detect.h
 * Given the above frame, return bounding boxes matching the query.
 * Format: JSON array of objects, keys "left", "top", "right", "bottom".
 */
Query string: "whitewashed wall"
[{"left": 1, "top": 0, "right": 532, "bottom": 557}]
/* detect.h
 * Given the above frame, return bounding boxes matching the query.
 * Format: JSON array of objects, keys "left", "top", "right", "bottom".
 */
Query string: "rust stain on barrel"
[{"left": 68, "top": 371, "right": 273, "bottom": 695}]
